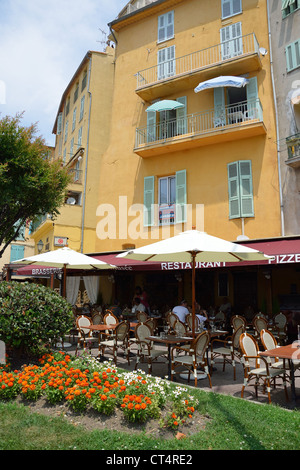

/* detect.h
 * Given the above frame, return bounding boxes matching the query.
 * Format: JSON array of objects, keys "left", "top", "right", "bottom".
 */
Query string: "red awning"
[{"left": 12, "top": 237, "right": 300, "bottom": 276}]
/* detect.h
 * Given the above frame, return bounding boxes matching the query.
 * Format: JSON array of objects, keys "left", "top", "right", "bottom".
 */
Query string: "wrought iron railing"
[
  {"left": 135, "top": 33, "right": 259, "bottom": 89},
  {"left": 67, "top": 168, "right": 83, "bottom": 184},
  {"left": 135, "top": 99, "right": 263, "bottom": 148},
  {"left": 286, "top": 133, "right": 300, "bottom": 159}
]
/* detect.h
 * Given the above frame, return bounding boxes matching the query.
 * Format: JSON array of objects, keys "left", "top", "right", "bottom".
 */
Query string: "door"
[
  {"left": 220, "top": 22, "right": 243, "bottom": 60},
  {"left": 233, "top": 271, "right": 258, "bottom": 315}
]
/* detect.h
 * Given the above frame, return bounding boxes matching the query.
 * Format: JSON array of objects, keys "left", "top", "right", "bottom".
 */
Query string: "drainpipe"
[
  {"left": 80, "top": 56, "right": 92, "bottom": 253},
  {"left": 267, "top": 0, "right": 285, "bottom": 236}
]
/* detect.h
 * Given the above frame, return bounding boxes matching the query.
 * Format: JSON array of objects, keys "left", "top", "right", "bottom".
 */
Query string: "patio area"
[{"left": 63, "top": 333, "right": 300, "bottom": 411}]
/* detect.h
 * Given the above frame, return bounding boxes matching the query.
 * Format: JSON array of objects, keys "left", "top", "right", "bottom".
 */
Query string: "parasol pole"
[
  {"left": 191, "top": 251, "right": 196, "bottom": 339},
  {"left": 62, "top": 263, "right": 67, "bottom": 298}
]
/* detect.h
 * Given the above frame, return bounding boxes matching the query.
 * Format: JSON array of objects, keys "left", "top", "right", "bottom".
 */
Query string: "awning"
[
  {"left": 194, "top": 76, "right": 249, "bottom": 93},
  {"left": 11, "top": 237, "right": 300, "bottom": 276}
]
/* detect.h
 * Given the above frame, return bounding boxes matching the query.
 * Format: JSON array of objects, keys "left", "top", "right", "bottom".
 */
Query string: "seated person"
[
  {"left": 132, "top": 297, "right": 146, "bottom": 314},
  {"left": 172, "top": 300, "right": 189, "bottom": 323},
  {"left": 109, "top": 299, "right": 122, "bottom": 319},
  {"left": 195, "top": 301, "right": 208, "bottom": 324}
]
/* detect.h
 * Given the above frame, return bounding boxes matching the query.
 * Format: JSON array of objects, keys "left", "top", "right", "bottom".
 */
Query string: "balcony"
[
  {"left": 135, "top": 33, "right": 262, "bottom": 101},
  {"left": 67, "top": 168, "right": 83, "bottom": 184},
  {"left": 134, "top": 99, "right": 266, "bottom": 157},
  {"left": 285, "top": 133, "right": 300, "bottom": 168}
]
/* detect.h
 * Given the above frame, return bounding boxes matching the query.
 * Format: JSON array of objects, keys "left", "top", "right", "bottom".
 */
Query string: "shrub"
[{"left": 0, "top": 281, "right": 74, "bottom": 356}]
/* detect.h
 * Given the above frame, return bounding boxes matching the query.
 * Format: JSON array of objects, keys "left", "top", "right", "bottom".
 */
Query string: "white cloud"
[{"left": 0, "top": 0, "right": 122, "bottom": 145}]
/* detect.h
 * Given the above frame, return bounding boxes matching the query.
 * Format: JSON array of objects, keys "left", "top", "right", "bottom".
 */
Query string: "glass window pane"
[{"left": 159, "top": 178, "right": 168, "bottom": 204}]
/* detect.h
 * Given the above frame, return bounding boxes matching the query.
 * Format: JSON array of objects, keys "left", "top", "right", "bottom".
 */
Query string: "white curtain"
[
  {"left": 66, "top": 276, "right": 81, "bottom": 305},
  {"left": 83, "top": 276, "right": 100, "bottom": 304}
]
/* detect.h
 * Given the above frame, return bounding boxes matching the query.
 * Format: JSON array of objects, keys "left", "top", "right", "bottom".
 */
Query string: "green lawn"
[{"left": 1, "top": 390, "right": 299, "bottom": 450}]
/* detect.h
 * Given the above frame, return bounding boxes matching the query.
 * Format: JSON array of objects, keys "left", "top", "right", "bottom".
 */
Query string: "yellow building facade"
[
  {"left": 95, "top": 0, "right": 281, "bottom": 255},
  {"left": 30, "top": 48, "right": 115, "bottom": 254}
]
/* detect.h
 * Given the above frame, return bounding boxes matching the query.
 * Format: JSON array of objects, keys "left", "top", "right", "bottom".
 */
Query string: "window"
[
  {"left": 72, "top": 107, "right": 77, "bottom": 132},
  {"left": 227, "top": 160, "right": 254, "bottom": 219},
  {"left": 159, "top": 176, "right": 176, "bottom": 224},
  {"left": 63, "top": 148, "right": 66, "bottom": 165},
  {"left": 65, "top": 97, "right": 70, "bottom": 116},
  {"left": 78, "top": 127, "right": 83, "bottom": 146},
  {"left": 220, "top": 22, "right": 242, "bottom": 60},
  {"left": 64, "top": 120, "right": 68, "bottom": 143},
  {"left": 157, "top": 45, "right": 175, "bottom": 80},
  {"left": 158, "top": 11, "right": 174, "bottom": 43},
  {"left": 79, "top": 96, "right": 85, "bottom": 121},
  {"left": 222, "top": 0, "right": 242, "bottom": 19},
  {"left": 10, "top": 245, "right": 24, "bottom": 263},
  {"left": 286, "top": 39, "right": 300, "bottom": 72},
  {"left": 65, "top": 191, "right": 82, "bottom": 205},
  {"left": 57, "top": 112, "right": 62, "bottom": 135},
  {"left": 282, "top": 0, "right": 299, "bottom": 18},
  {"left": 74, "top": 82, "right": 79, "bottom": 103},
  {"left": 70, "top": 138, "right": 74, "bottom": 158},
  {"left": 82, "top": 70, "right": 87, "bottom": 92},
  {"left": 143, "top": 170, "right": 186, "bottom": 226}
]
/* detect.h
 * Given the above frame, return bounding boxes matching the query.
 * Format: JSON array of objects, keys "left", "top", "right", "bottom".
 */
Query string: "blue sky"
[{"left": 0, "top": 0, "right": 122, "bottom": 146}]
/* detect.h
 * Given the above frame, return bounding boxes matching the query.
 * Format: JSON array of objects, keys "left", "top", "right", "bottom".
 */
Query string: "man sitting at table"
[
  {"left": 132, "top": 297, "right": 146, "bottom": 314},
  {"left": 172, "top": 300, "right": 189, "bottom": 323}
]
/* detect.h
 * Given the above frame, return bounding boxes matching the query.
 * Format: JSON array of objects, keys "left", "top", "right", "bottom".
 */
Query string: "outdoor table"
[
  {"left": 147, "top": 334, "right": 193, "bottom": 380},
  {"left": 259, "top": 342, "right": 300, "bottom": 402},
  {"left": 84, "top": 323, "right": 137, "bottom": 361}
]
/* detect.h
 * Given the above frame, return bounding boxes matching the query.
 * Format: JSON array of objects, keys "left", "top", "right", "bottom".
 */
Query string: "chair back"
[
  {"left": 137, "top": 311, "right": 148, "bottom": 323},
  {"left": 115, "top": 321, "right": 130, "bottom": 341},
  {"left": 104, "top": 310, "right": 118, "bottom": 326},
  {"left": 260, "top": 329, "right": 277, "bottom": 351},
  {"left": 135, "top": 323, "right": 152, "bottom": 345},
  {"left": 169, "top": 312, "right": 179, "bottom": 329},
  {"left": 239, "top": 332, "right": 259, "bottom": 368},
  {"left": 186, "top": 314, "right": 200, "bottom": 331},
  {"left": 274, "top": 312, "right": 287, "bottom": 331},
  {"left": 193, "top": 331, "right": 210, "bottom": 359},
  {"left": 232, "top": 325, "right": 245, "bottom": 350},
  {"left": 231, "top": 315, "right": 247, "bottom": 331},
  {"left": 76, "top": 315, "right": 93, "bottom": 337},
  {"left": 253, "top": 316, "right": 268, "bottom": 334},
  {"left": 174, "top": 319, "right": 188, "bottom": 337},
  {"left": 215, "top": 311, "right": 226, "bottom": 328},
  {"left": 144, "top": 318, "right": 156, "bottom": 333},
  {"left": 92, "top": 312, "right": 103, "bottom": 325}
]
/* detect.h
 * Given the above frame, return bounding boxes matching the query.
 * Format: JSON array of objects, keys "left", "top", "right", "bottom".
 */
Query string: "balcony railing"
[
  {"left": 135, "top": 99, "right": 263, "bottom": 149},
  {"left": 135, "top": 33, "right": 260, "bottom": 90},
  {"left": 67, "top": 168, "right": 83, "bottom": 184},
  {"left": 286, "top": 133, "right": 300, "bottom": 160}
]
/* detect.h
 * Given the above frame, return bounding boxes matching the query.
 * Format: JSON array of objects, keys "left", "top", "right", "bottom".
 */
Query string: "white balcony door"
[
  {"left": 220, "top": 22, "right": 243, "bottom": 60},
  {"left": 157, "top": 45, "right": 176, "bottom": 80}
]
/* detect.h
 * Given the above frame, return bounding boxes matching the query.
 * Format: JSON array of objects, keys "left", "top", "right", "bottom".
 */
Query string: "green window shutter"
[
  {"left": 286, "top": 39, "right": 300, "bottom": 72},
  {"left": 144, "top": 176, "right": 155, "bottom": 227},
  {"left": 228, "top": 162, "right": 241, "bottom": 219},
  {"left": 239, "top": 160, "right": 254, "bottom": 217},
  {"left": 10, "top": 245, "right": 25, "bottom": 263},
  {"left": 228, "top": 161, "right": 254, "bottom": 219},
  {"left": 175, "top": 169, "right": 187, "bottom": 223},
  {"left": 214, "top": 87, "right": 226, "bottom": 126},
  {"left": 147, "top": 110, "right": 156, "bottom": 142},
  {"left": 176, "top": 96, "right": 187, "bottom": 135},
  {"left": 246, "top": 77, "right": 260, "bottom": 119}
]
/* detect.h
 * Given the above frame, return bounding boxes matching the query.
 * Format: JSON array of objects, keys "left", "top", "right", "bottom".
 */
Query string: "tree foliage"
[
  {"left": 0, "top": 281, "right": 74, "bottom": 356},
  {"left": 0, "top": 113, "right": 70, "bottom": 257}
]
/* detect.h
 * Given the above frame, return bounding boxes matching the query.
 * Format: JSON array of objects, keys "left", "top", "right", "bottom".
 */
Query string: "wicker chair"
[
  {"left": 239, "top": 332, "right": 289, "bottom": 404},
  {"left": 171, "top": 331, "right": 212, "bottom": 387},
  {"left": 210, "top": 325, "right": 244, "bottom": 380},
  {"left": 273, "top": 312, "right": 288, "bottom": 345},
  {"left": 99, "top": 321, "right": 130, "bottom": 365},
  {"left": 186, "top": 314, "right": 200, "bottom": 332},
  {"left": 136, "top": 311, "right": 148, "bottom": 323},
  {"left": 253, "top": 316, "right": 268, "bottom": 340},
  {"left": 231, "top": 315, "right": 247, "bottom": 332},
  {"left": 75, "top": 315, "right": 98, "bottom": 355},
  {"left": 168, "top": 312, "right": 179, "bottom": 333},
  {"left": 214, "top": 311, "right": 226, "bottom": 329},
  {"left": 134, "top": 323, "right": 167, "bottom": 374}
]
